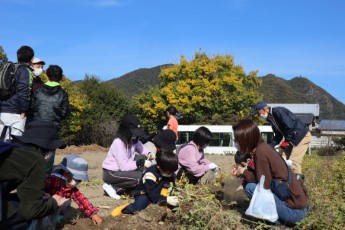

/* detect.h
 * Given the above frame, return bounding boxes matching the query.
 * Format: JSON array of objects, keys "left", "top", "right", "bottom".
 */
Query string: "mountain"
[
  {"left": 106, "top": 64, "right": 173, "bottom": 99},
  {"left": 259, "top": 74, "right": 345, "bottom": 119},
  {"left": 95, "top": 65, "right": 345, "bottom": 120}
]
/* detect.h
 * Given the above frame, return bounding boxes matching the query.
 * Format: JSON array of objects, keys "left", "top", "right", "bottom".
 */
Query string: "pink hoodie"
[
  {"left": 177, "top": 141, "right": 211, "bottom": 177},
  {"left": 102, "top": 138, "right": 150, "bottom": 171}
]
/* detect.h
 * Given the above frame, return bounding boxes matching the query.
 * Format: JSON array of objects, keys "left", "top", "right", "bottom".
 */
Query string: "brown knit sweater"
[{"left": 242, "top": 142, "right": 309, "bottom": 209}]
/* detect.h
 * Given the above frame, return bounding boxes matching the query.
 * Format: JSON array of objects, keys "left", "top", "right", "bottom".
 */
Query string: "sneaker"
[
  {"left": 102, "top": 183, "right": 121, "bottom": 200},
  {"left": 111, "top": 203, "right": 130, "bottom": 217}
]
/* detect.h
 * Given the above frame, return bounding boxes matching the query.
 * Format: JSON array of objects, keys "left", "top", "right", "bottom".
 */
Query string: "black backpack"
[{"left": 0, "top": 61, "right": 22, "bottom": 100}]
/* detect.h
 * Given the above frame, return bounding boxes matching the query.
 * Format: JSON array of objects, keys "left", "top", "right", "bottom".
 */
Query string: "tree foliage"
[
  {"left": 76, "top": 75, "right": 129, "bottom": 146},
  {"left": 135, "top": 52, "right": 262, "bottom": 131},
  {"left": 59, "top": 76, "right": 90, "bottom": 143},
  {"left": 0, "top": 46, "right": 8, "bottom": 63}
]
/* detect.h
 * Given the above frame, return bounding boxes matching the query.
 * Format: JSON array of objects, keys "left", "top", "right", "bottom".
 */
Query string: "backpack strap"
[
  {"left": 275, "top": 151, "right": 292, "bottom": 185},
  {"left": 0, "top": 126, "right": 8, "bottom": 141}
]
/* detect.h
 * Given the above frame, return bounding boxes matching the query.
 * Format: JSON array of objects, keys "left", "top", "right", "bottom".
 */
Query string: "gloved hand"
[
  {"left": 208, "top": 163, "right": 218, "bottom": 170},
  {"left": 167, "top": 196, "right": 179, "bottom": 206},
  {"left": 147, "top": 152, "right": 155, "bottom": 160},
  {"left": 144, "top": 160, "right": 152, "bottom": 168},
  {"left": 136, "top": 159, "right": 145, "bottom": 168},
  {"left": 280, "top": 141, "right": 289, "bottom": 149}
]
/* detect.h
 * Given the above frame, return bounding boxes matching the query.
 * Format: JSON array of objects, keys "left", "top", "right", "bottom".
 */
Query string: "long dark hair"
[
  {"left": 116, "top": 122, "right": 133, "bottom": 147},
  {"left": 232, "top": 119, "right": 263, "bottom": 154}
]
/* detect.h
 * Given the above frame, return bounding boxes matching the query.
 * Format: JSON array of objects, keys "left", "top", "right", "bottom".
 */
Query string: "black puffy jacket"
[
  {"left": 0, "top": 65, "right": 31, "bottom": 113},
  {"left": 267, "top": 106, "right": 308, "bottom": 147},
  {"left": 30, "top": 84, "right": 70, "bottom": 129}
]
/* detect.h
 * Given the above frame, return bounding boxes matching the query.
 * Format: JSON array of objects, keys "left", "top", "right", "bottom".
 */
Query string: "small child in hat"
[{"left": 45, "top": 154, "right": 102, "bottom": 226}]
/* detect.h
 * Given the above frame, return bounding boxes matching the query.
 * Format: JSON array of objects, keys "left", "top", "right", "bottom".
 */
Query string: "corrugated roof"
[
  {"left": 268, "top": 104, "right": 320, "bottom": 116},
  {"left": 319, "top": 120, "right": 345, "bottom": 130},
  {"left": 295, "top": 113, "right": 314, "bottom": 125}
]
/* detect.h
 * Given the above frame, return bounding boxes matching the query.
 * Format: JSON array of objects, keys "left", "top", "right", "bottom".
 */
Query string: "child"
[
  {"left": 45, "top": 154, "right": 102, "bottom": 226},
  {"left": 232, "top": 151, "right": 255, "bottom": 187},
  {"left": 112, "top": 151, "right": 179, "bottom": 216}
]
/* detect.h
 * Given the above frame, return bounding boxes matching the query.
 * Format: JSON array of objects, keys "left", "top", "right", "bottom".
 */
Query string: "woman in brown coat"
[{"left": 231, "top": 119, "right": 309, "bottom": 226}]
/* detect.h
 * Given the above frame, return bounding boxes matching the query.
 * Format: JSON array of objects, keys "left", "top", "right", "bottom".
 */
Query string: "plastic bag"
[{"left": 245, "top": 175, "right": 279, "bottom": 222}]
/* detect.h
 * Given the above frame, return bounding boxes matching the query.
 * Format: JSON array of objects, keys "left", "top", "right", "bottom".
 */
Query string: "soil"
[{"left": 55, "top": 146, "right": 239, "bottom": 230}]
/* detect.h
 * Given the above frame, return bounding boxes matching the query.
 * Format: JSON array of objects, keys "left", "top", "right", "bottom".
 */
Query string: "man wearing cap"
[
  {"left": 252, "top": 102, "right": 311, "bottom": 181},
  {"left": 0, "top": 120, "right": 68, "bottom": 229},
  {"left": 30, "top": 57, "right": 45, "bottom": 92},
  {"left": 0, "top": 46, "right": 34, "bottom": 140}
]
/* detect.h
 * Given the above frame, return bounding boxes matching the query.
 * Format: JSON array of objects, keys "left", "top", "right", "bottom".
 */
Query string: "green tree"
[
  {"left": 135, "top": 52, "right": 262, "bottom": 131},
  {"left": 76, "top": 75, "right": 129, "bottom": 146},
  {"left": 0, "top": 46, "right": 8, "bottom": 63}
]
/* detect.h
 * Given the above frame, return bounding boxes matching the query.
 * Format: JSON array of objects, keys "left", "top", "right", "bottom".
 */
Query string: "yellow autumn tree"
[{"left": 135, "top": 52, "right": 262, "bottom": 131}]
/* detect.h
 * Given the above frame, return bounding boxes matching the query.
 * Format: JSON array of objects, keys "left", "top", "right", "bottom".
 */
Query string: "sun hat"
[
  {"left": 11, "top": 120, "right": 66, "bottom": 150},
  {"left": 251, "top": 101, "right": 268, "bottom": 116},
  {"left": 31, "top": 57, "right": 45, "bottom": 65},
  {"left": 121, "top": 114, "right": 145, "bottom": 137},
  {"left": 61, "top": 154, "right": 89, "bottom": 181},
  {"left": 153, "top": 129, "right": 176, "bottom": 151}
]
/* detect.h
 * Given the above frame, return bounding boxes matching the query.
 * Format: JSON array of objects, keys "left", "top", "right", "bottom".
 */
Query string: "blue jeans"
[{"left": 245, "top": 183, "right": 309, "bottom": 226}]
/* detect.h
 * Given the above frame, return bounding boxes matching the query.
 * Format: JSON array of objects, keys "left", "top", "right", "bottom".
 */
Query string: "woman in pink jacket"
[
  {"left": 102, "top": 114, "right": 150, "bottom": 198},
  {"left": 176, "top": 126, "right": 219, "bottom": 184}
]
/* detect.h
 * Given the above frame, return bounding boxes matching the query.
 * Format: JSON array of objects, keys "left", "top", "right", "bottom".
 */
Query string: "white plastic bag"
[{"left": 245, "top": 175, "right": 279, "bottom": 222}]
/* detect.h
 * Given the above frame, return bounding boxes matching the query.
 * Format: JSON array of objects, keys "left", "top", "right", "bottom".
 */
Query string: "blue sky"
[{"left": 1, "top": 0, "right": 344, "bottom": 104}]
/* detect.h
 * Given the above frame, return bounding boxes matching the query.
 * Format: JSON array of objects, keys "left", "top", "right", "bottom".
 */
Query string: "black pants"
[
  {"left": 103, "top": 169, "right": 143, "bottom": 195},
  {"left": 0, "top": 199, "right": 30, "bottom": 230}
]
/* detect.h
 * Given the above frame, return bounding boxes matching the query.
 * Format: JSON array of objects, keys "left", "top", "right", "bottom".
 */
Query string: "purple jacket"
[
  {"left": 102, "top": 138, "right": 150, "bottom": 171},
  {"left": 177, "top": 141, "right": 211, "bottom": 177}
]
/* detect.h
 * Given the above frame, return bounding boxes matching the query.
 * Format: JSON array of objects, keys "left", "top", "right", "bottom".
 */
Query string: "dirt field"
[{"left": 55, "top": 145, "right": 238, "bottom": 230}]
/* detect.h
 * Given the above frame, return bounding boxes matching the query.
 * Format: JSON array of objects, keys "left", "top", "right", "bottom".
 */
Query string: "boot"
[{"left": 296, "top": 173, "right": 305, "bottom": 183}]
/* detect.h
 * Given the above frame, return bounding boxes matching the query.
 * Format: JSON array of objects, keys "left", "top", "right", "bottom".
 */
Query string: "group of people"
[
  {"left": 0, "top": 46, "right": 311, "bottom": 228},
  {"left": 0, "top": 45, "right": 77, "bottom": 229},
  {"left": 101, "top": 108, "right": 220, "bottom": 216}
]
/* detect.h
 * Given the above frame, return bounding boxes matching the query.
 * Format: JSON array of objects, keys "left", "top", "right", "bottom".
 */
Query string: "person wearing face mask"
[
  {"left": 251, "top": 102, "right": 311, "bottom": 182},
  {"left": 176, "top": 126, "right": 219, "bottom": 184},
  {"left": 0, "top": 120, "right": 68, "bottom": 229},
  {"left": 231, "top": 119, "right": 309, "bottom": 226},
  {"left": 30, "top": 57, "right": 45, "bottom": 93},
  {"left": 111, "top": 151, "right": 179, "bottom": 216},
  {"left": 45, "top": 154, "right": 102, "bottom": 226},
  {"left": 102, "top": 114, "right": 151, "bottom": 199}
]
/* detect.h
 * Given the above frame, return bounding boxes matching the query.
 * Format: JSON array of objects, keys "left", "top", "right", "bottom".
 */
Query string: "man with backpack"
[{"left": 0, "top": 45, "right": 34, "bottom": 141}]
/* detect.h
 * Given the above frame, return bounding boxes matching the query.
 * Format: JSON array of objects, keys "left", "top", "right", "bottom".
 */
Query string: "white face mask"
[
  {"left": 33, "top": 68, "right": 43, "bottom": 76},
  {"left": 66, "top": 179, "right": 79, "bottom": 187},
  {"left": 260, "top": 113, "right": 268, "bottom": 119},
  {"left": 159, "top": 169, "right": 173, "bottom": 177}
]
